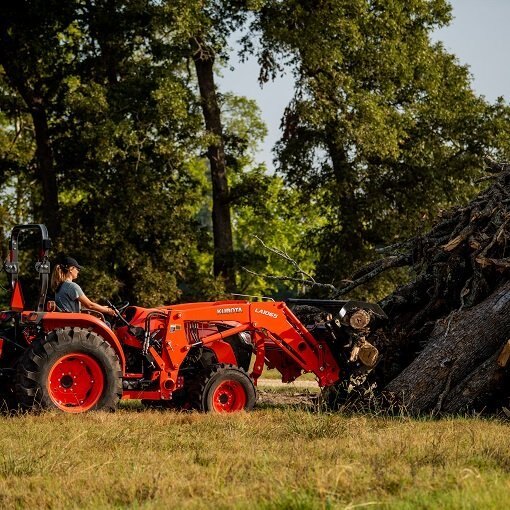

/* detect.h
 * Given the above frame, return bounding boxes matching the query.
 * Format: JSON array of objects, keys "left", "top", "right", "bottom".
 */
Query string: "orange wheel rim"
[
  {"left": 212, "top": 380, "right": 246, "bottom": 412},
  {"left": 48, "top": 353, "right": 104, "bottom": 413}
]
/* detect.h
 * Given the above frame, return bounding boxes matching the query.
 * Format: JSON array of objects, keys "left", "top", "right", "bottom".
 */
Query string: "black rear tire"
[{"left": 15, "top": 327, "right": 122, "bottom": 413}]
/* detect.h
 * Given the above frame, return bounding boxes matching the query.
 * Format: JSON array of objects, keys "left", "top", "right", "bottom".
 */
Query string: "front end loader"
[{"left": 0, "top": 224, "right": 386, "bottom": 413}]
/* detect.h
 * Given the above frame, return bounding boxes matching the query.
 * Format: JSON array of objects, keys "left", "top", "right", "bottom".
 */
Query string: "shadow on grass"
[{"left": 1, "top": 392, "right": 509, "bottom": 423}]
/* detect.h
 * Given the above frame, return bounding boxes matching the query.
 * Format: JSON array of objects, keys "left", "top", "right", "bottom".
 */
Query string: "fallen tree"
[{"left": 330, "top": 165, "right": 510, "bottom": 415}]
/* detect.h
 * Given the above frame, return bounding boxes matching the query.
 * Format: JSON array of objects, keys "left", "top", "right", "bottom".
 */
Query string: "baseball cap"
[{"left": 61, "top": 256, "right": 83, "bottom": 270}]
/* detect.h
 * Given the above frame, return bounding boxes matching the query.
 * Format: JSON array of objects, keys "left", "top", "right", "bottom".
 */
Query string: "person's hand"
[{"left": 106, "top": 306, "right": 116, "bottom": 317}]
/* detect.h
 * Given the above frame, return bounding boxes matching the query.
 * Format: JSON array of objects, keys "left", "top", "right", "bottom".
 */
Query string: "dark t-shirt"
[{"left": 55, "top": 281, "right": 84, "bottom": 312}]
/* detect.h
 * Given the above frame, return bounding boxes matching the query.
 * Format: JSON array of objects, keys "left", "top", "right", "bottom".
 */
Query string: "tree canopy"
[
  {"left": 252, "top": 0, "right": 510, "bottom": 290},
  {"left": 0, "top": 0, "right": 509, "bottom": 306}
]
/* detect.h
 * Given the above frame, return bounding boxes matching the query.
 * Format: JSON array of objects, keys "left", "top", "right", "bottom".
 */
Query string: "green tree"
[
  {"left": 252, "top": 0, "right": 510, "bottom": 291},
  {"left": 164, "top": 1, "right": 259, "bottom": 291},
  {"left": 0, "top": 1, "right": 207, "bottom": 305},
  {"left": 3, "top": 1, "right": 301, "bottom": 304},
  {"left": 51, "top": 1, "right": 206, "bottom": 305},
  {"left": 0, "top": 99, "right": 34, "bottom": 230},
  {"left": 0, "top": 2, "right": 82, "bottom": 236},
  {"left": 184, "top": 92, "right": 323, "bottom": 299}
]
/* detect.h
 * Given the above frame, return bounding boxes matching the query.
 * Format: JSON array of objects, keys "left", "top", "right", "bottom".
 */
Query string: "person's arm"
[{"left": 78, "top": 294, "right": 115, "bottom": 316}]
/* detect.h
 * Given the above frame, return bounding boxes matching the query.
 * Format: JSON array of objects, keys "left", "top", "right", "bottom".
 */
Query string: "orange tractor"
[{"left": 0, "top": 224, "right": 386, "bottom": 413}]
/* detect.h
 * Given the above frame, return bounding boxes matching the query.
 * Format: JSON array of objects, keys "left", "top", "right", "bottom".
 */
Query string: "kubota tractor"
[{"left": 0, "top": 224, "right": 386, "bottom": 413}]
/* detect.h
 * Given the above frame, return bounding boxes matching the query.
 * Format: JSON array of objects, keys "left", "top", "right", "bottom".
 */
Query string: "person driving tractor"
[
  {"left": 51, "top": 256, "right": 115, "bottom": 317},
  {"left": 0, "top": 223, "right": 386, "bottom": 414}
]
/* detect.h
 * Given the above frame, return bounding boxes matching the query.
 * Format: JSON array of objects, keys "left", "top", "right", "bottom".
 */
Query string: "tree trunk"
[
  {"left": 191, "top": 37, "right": 236, "bottom": 291},
  {"left": 441, "top": 351, "right": 507, "bottom": 413},
  {"left": 0, "top": 19, "right": 61, "bottom": 237},
  {"left": 384, "top": 281, "right": 510, "bottom": 414},
  {"left": 31, "top": 105, "right": 61, "bottom": 237},
  {"left": 322, "top": 166, "right": 510, "bottom": 415}
]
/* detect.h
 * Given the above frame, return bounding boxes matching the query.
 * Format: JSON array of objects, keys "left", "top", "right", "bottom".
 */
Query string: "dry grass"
[{"left": 0, "top": 397, "right": 509, "bottom": 509}]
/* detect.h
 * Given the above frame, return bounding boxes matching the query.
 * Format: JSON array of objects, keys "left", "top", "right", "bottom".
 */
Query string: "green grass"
[{"left": 0, "top": 400, "right": 509, "bottom": 509}]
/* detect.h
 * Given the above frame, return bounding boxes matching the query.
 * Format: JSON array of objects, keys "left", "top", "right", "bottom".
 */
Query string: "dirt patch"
[
  {"left": 257, "top": 378, "right": 319, "bottom": 389},
  {"left": 256, "top": 389, "right": 319, "bottom": 409},
  {"left": 257, "top": 390, "right": 316, "bottom": 408},
  {"left": 255, "top": 378, "right": 320, "bottom": 408}
]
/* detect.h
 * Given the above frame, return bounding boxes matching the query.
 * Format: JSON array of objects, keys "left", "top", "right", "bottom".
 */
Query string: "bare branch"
[
  {"left": 249, "top": 236, "right": 413, "bottom": 298},
  {"left": 483, "top": 154, "right": 510, "bottom": 174},
  {"left": 375, "top": 239, "right": 414, "bottom": 255},
  {"left": 241, "top": 267, "right": 337, "bottom": 292},
  {"left": 252, "top": 235, "right": 317, "bottom": 282},
  {"left": 332, "top": 254, "right": 411, "bottom": 298}
]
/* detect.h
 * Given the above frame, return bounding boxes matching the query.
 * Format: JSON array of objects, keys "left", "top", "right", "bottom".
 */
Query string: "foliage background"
[{"left": 0, "top": 0, "right": 509, "bottom": 307}]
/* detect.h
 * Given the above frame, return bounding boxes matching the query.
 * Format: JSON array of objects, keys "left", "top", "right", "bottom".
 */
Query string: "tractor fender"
[
  {"left": 40, "top": 312, "right": 126, "bottom": 373},
  {"left": 206, "top": 340, "right": 237, "bottom": 366}
]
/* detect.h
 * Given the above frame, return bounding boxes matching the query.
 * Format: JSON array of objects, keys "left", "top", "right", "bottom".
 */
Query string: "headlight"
[{"left": 238, "top": 331, "right": 252, "bottom": 345}]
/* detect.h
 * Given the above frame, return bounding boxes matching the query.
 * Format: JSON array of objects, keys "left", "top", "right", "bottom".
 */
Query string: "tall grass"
[{"left": 0, "top": 402, "right": 508, "bottom": 509}]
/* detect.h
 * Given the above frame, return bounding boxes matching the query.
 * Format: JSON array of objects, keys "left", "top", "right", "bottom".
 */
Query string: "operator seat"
[{"left": 46, "top": 300, "right": 59, "bottom": 312}]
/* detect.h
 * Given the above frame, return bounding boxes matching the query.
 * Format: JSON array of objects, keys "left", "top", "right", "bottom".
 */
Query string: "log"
[
  {"left": 257, "top": 166, "right": 510, "bottom": 414},
  {"left": 328, "top": 167, "right": 510, "bottom": 415},
  {"left": 384, "top": 281, "right": 510, "bottom": 413},
  {"left": 441, "top": 352, "right": 506, "bottom": 413}
]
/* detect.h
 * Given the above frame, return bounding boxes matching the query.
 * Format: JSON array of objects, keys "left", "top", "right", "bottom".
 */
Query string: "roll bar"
[{"left": 4, "top": 224, "right": 51, "bottom": 312}]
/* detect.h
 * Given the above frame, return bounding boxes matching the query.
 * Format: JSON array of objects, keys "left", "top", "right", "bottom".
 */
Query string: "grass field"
[{"left": 0, "top": 392, "right": 509, "bottom": 509}]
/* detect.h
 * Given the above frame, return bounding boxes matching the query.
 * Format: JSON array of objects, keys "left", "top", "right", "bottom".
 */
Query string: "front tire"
[
  {"left": 15, "top": 327, "right": 122, "bottom": 413},
  {"left": 190, "top": 364, "right": 256, "bottom": 413}
]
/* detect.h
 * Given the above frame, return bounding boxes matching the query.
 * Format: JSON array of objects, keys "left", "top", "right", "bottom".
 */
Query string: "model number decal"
[
  {"left": 217, "top": 307, "right": 243, "bottom": 314},
  {"left": 254, "top": 308, "right": 278, "bottom": 319}
]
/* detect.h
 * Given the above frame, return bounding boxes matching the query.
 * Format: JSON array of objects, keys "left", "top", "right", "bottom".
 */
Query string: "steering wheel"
[{"left": 107, "top": 300, "right": 131, "bottom": 327}]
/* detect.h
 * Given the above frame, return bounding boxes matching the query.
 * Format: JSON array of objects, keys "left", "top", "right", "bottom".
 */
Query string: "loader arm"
[{"left": 162, "top": 300, "right": 342, "bottom": 387}]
